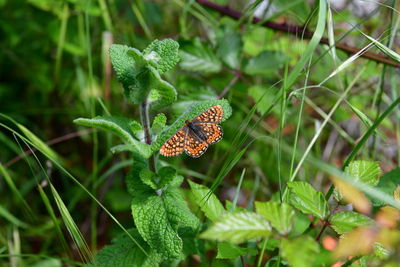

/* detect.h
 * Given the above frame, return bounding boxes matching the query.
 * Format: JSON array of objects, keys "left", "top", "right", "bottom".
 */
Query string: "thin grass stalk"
[
  {"left": 0, "top": 123, "right": 149, "bottom": 256},
  {"left": 282, "top": 68, "right": 365, "bottom": 200}
]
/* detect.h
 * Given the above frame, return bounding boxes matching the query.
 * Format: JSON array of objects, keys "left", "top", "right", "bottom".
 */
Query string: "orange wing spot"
[
  {"left": 193, "top": 105, "right": 224, "bottom": 123},
  {"left": 160, "top": 127, "right": 187, "bottom": 157},
  {"left": 184, "top": 135, "right": 209, "bottom": 158}
]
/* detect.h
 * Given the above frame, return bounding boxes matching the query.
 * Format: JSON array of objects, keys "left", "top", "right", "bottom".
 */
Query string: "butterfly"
[{"left": 160, "top": 105, "right": 224, "bottom": 158}]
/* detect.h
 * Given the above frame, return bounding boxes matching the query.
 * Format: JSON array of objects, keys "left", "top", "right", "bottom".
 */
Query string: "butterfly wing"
[
  {"left": 200, "top": 123, "right": 223, "bottom": 144},
  {"left": 160, "top": 126, "right": 188, "bottom": 157},
  {"left": 192, "top": 105, "right": 224, "bottom": 123},
  {"left": 184, "top": 129, "right": 209, "bottom": 158}
]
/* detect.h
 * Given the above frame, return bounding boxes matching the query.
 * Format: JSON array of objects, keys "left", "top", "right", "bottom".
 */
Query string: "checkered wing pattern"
[
  {"left": 184, "top": 131, "right": 209, "bottom": 158},
  {"left": 192, "top": 105, "right": 224, "bottom": 123},
  {"left": 159, "top": 127, "right": 188, "bottom": 157},
  {"left": 160, "top": 105, "right": 224, "bottom": 158}
]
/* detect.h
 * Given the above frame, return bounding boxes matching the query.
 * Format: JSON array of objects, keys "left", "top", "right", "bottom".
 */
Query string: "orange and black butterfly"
[{"left": 160, "top": 105, "right": 224, "bottom": 158}]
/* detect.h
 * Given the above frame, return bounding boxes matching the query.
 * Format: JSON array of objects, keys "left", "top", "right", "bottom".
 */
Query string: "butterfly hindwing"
[
  {"left": 184, "top": 130, "right": 209, "bottom": 158},
  {"left": 198, "top": 123, "right": 223, "bottom": 145},
  {"left": 160, "top": 127, "right": 188, "bottom": 157}
]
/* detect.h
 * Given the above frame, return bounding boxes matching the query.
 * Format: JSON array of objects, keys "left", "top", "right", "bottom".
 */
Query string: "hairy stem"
[{"left": 140, "top": 99, "right": 156, "bottom": 172}]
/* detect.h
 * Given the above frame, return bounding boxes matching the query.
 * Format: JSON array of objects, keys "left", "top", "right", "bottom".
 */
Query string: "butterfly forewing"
[
  {"left": 159, "top": 127, "right": 188, "bottom": 157},
  {"left": 192, "top": 105, "right": 224, "bottom": 123}
]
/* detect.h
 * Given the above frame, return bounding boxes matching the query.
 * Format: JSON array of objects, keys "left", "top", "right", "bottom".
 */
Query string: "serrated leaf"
[
  {"left": 216, "top": 26, "right": 242, "bottom": 69},
  {"left": 143, "top": 39, "right": 180, "bottom": 74},
  {"left": 200, "top": 212, "right": 271, "bottom": 244},
  {"left": 179, "top": 38, "right": 222, "bottom": 73},
  {"left": 244, "top": 50, "right": 288, "bottom": 75},
  {"left": 329, "top": 211, "right": 374, "bottom": 234},
  {"left": 152, "top": 99, "right": 232, "bottom": 153},
  {"left": 345, "top": 160, "right": 381, "bottom": 187},
  {"left": 281, "top": 236, "right": 320, "bottom": 267},
  {"left": 130, "top": 177, "right": 200, "bottom": 260},
  {"left": 188, "top": 180, "right": 225, "bottom": 222},
  {"left": 216, "top": 242, "right": 257, "bottom": 259},
  {"left": 255, "top": 201, "right": 295, "bottom": 235},
  {"left": 93, "top": 229, "right": 161, "bottom": 267},
  {"left": 287, "top": 181, "right": 329, "bottom": 220},
  {"left": 74, "top": 116, "right": 152, "bottom": 158}
]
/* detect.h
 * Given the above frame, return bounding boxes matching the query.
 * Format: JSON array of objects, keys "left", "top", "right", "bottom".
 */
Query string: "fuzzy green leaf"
[
  {"left": 93, "top": 229, "right": 161, "bottom": 267},
  {"left": 345, "top": 160, "right": 381, "bottom": 187},
  {"left": 139, "top": 169, "right": 157, "bottom": 190},
  {"left": 287, "top": 181, "right": 329, "bottom": 220},
  {"left": 244, "top": 50, "right": 288, "bottom": 75},
  {"left": 255, "top": 201, "right": 295, "bottom": 235},
  {"left": 200, "top": 212, "right": 271, "bottom": 244},
  {"left": 179, "top": 38, "right": 222, "bottom": 73},
  {"left": 188, "top": 180, "right": 225, "bottom": 222},
  {"left": 151, "top": 113, "right": 167, "bottom": 135},
  {"left": 74, "top": 116, "right": 152, "bottom": 158},
  {"left": 216, "top": 242, "right": 257, "bottom": 259},
  {"left": 109, "top": 44, "right": 177, "bottom": 108},
  {"left": 130, "top": 176, "right": 200, "bottom": 260},
  {"left": 329, "top": 211, "right": 374, "bottom": 234},
  {"left": 216, "top": 26, "right": 242, "bottom": 69},
  {"left": 281, "top": 236, "right": 320, "bottom": 267},
  {"left": 143, "top": 39, "right": 180, "bottom": 74},
  {"left": 152, "top": 99, "right": 232, "bottom": 153}
]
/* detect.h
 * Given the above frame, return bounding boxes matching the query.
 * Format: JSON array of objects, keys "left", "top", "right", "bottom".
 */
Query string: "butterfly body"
[{"left": 160, "top": 105, "right": 224, "bottom": 158}]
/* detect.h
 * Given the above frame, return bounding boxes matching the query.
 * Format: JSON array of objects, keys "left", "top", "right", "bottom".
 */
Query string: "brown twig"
[
  {"left": 196, "top": 0, "right": 400, "bottom": 68},
  {"left": 217, "top": 71, "right": 240, "bottom": 99}
]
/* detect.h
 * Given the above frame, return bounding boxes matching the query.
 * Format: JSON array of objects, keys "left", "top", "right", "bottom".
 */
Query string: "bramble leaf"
[
  {"left": 345, "top": 160, "right": 381, "bottom": 187},
  {"left": 179, "top": 38, "right": 222, "bottom": 73},
  {"left": 373, "top": 168, "right": 400, "bottom": 207},
  {"left": 329, "top": 211, "right": 374, "bottom": 234},
  {"left": 200, "top": 212, "right": 271, "bottom": 244},
  {"left": 281, "top": 236, "right": 320, "bottom": 267},
  {"left": 287, "top": 181, "right": 329, "bottom": 220},
  {"left": 143, "top": 39, "right": 180, "bottom": 74},
  {"left": 188, "top": 180, "right": 225, "bottom": 222},
  {"left": 216, "top": 242, "right": 257, "bottom": 259},
  {"left": 73, "top": 116, "right": 152, "bottom": 158},
  {"left": 129, "top": 174, "right": 200, "bottom": 260},
  {"left": 255, "top": 201, "right": 295, "bottom": 235},
  {"left": 152, "top": 99, "right": 232, "bottom": 153},
  {"left": 93, "top": 229, "right": 161, "bottom": 267}
]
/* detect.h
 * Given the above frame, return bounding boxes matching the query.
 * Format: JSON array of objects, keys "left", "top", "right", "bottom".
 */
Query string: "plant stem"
[{"left": 140, "top": 100, "right": 156, "bottom": 172}]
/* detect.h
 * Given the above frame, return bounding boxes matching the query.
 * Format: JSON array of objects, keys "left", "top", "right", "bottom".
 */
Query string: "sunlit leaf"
[
  {"left": 329, "top": 211, "right": 374, "bottom": 234},
  {"left": 255, "top": 201, "right": 295, "bottom": 235},
  {"left": 200, "top": 212, "right": 271, "bottom": 244},
  {"left": 281, "top": 236, "right": 320, "bottom": 267},
  {"left": 287, "top": 181, "right": 329, "bottom": 219},
  {"left": 188, "top": 180, "right": 225, "bottom": 222}
]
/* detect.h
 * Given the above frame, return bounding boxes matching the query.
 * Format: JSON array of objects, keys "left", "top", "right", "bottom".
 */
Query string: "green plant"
[{"left": 75, "top": 39, "right": 232, "bottom": 264}]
